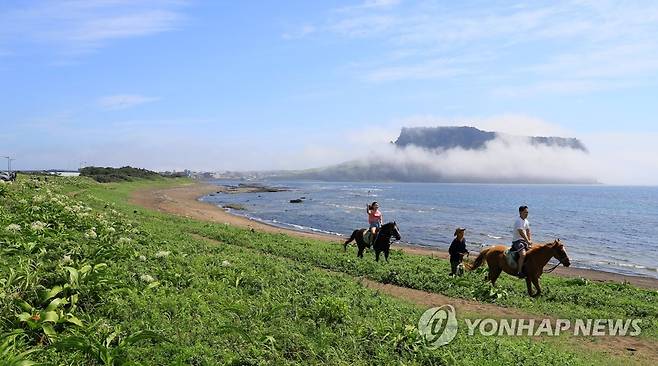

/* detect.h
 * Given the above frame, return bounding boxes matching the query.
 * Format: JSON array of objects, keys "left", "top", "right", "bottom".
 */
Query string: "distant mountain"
[
  {"left": 226, "top": 126, "right": 595, "bottom": 184},
  {"left": 395, "top": 126, "right": 587, "bottom": 152}
]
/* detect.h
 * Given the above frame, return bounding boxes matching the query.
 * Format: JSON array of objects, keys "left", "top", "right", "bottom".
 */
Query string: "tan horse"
[{"left": 468, "top": 240, "right": 571, "bottom": 297}]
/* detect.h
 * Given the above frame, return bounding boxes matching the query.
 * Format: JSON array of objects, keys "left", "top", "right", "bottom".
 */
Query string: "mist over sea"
[{"left": 201, "top": 180, "right": 658, "bottom": 279}]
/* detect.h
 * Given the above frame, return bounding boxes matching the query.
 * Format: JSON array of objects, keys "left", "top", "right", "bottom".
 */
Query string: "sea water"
[{"left": 201, "top": 180, "right": 658, "bottom": 279}]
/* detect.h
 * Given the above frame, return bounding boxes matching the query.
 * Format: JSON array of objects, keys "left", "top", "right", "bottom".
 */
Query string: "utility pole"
[{"left": 2, "top": 156, "right": 10, "bottom": 173}]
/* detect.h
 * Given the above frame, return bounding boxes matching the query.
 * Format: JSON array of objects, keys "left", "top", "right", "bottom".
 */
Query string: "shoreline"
[{"left": 129, "top": 181, "right": 658, "bottom": 290}]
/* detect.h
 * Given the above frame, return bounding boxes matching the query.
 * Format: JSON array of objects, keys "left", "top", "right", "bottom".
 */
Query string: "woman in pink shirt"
[{"left": 367, "top": 201, "right": 382, "bottom": 236}]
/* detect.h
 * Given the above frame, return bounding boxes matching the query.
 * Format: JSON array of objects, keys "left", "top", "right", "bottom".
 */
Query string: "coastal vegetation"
[
  {"left": 79, "top": 166, "right": 163, "bottom": 183},
  {"left": 0, "top": 176, "right": 655, "bottom": 364}
]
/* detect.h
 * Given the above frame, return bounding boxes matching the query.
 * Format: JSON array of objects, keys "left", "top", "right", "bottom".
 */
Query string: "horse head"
[
  {"left": 549, "top": 239, "right": 571, "bottom": 267},
  {"left": 382, "top": 221, "right": 401, "bottom": 241}
]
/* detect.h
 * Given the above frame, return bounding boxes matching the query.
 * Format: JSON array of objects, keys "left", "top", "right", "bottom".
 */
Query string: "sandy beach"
[{"left": 130, "top": 181, "right": 658, "bottom": 290}]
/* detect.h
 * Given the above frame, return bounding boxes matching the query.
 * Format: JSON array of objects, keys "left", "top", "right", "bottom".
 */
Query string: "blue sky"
[{"left": 2, "top": 0, "right": 658, "bottom": 183}]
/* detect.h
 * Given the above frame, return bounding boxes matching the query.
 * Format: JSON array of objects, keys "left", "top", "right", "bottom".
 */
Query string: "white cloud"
[
  {"left": 97, "top": 94, "right": 159, "bottom": 110},
  {"left": 0, "top": 0, "right": 187, "bottom": 55},
  {"left": 292, "top": 0, "right": 658, "bottom": 95},
  {"left": 585, "top": 132, "right": 658, "bottom": 185},
  {"left": 364, "top": 57, "right": 469, "bottom": 82}
]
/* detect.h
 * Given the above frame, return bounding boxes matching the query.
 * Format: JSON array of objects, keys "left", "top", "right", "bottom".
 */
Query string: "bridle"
[{"left": 543, "top": 244, "right": 569, "bottom": 273}]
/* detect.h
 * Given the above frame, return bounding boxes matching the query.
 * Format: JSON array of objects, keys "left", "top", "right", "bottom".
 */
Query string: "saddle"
[
  {"left": 504, "top": 249, "right": 519, "bottom": 269},
  {"left": 363, "top": 230, "right": 376, "bottom": 246}
]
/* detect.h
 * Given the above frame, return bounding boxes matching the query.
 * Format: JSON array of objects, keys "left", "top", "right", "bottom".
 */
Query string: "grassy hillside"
[{"left": 0, "top": 176, "right": 654, "bottom": 365}]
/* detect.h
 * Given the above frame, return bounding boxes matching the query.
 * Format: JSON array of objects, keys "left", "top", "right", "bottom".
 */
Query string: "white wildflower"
[
  {"left": 30, "top": 221, "right": 47, "bottom": 232},
  {"left": 140, "top": 274, "right": 155, "bottom": 283},
  {"left": 62, "top": 255, "right": 73, "bottom": 264},
  {"left": 118, "top": 237, "right": 132, "bottom": 245},
  {"left": 107, "top": 227, "right": 116, "bottom": 233},
  {"left": 19, "top": 199, "right": 27, "bottom": 205},
  {"left": 5, "top": 224, "right": 21, "bottom": 233},
  {"left": 85, "top": 229, "right": 97, "bottom": 239},
  {"left": 139, "top": 255, "right": 147, "bottom": 261},
  {"left": 32, "top": 195, "right": 44, "bottom": 203},
  {"left": 154, "top": 251, "right": 171, "bottom": 258},
  {"left": 221, "top": 260, "right": 231, "bottom": 267}
]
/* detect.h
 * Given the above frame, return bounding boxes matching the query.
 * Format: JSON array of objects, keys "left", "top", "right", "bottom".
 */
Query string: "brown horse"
[{"left": 468, "top": 239, "right": 571, "bottom": 297}]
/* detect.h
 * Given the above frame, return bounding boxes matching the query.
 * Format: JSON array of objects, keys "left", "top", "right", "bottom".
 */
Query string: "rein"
[
  {"left": 543, "top": 251, "right": 567, "bottom": 273},
  {"left": 543, "top": 261, "right": 562, "bottom": 273}
]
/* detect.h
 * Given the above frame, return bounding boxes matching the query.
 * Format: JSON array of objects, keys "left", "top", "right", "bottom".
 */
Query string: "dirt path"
[
  {"left": 190, "top": 233, "right": 657, "bottom": 365},
  {"left": 129, "top": 182, "right": 658, "bottom": 290}
]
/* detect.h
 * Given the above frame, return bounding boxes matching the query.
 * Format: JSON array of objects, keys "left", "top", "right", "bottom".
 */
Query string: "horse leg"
[
  {"left": 525, "top": 277, "right": 533, "bottom": 296},
  {"left": 384, "top": 248, "right": 389, "bottom": 262},
  {"left": 489, "top": 267, "right": 503, "bottom": 286},
  {"left": 357, "top": 243, "right": 364, "bottom": 258},
  {"left": 530, "top": 276, "right": 542, "bottom": 297},
  {"left": 375, "top": 250, "right": 381, "bottom": 262}
]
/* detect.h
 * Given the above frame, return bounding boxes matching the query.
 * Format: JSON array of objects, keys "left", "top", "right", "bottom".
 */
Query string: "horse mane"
[
  {"left": 381, "top": 221, "right": 394, "bottom": 227},
  {"left": 527, "top": 240, "right": 560, "bottom": 254}
]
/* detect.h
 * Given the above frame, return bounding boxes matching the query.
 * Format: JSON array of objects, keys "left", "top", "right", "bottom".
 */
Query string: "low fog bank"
[{"left": 280, "top": 134, "right": 597, "bottom": 184}]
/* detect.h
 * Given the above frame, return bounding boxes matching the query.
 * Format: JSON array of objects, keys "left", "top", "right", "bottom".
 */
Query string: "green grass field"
[{"left": 1, "top": 176, "right": 656, "bottom": 365}]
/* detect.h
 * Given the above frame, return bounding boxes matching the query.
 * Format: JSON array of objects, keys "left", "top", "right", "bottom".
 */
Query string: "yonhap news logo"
[
  {"left": 417, "top": 305, "right": 458, "bottom": 349},
  {"left": 418, "top": 305, "right": 642, "bottom": 349}
]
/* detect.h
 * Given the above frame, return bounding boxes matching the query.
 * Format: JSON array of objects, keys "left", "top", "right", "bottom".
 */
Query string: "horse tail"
[
  {"left": 467, "top": 249, "right": 489, "bottom": 271},
  {"left": 343, "top": 230, "right": 358, "bottom": 251}
]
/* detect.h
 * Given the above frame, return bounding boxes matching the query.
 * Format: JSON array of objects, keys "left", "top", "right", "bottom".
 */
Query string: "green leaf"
[
  {"left": 42, "top": 311, "right": 60, "bottom": 323},
  {"left": 105, "top": 328, "right": 121, "bottom": 348},
  {"left": 65, "top": 314, "right": 84, "bottom": 327},
  {"left": 64, "top": 266, "right": 79, "bottom": 286},
  {"left": 146, "top": 281, "right": 160, "bottom": 290},
  {"left": 17, "top": 312, "right": 32, "bottom": 322},
  {"left": 70, "top": 293, "right": 79, "bottom": 307},
  {"left": 79, "top": 264, "right": 92, "bottom": 275},
  {"left": 15, "top": 360, "right": 36, "bottom": 366},
  {"left": 39, "top": 285, "right": 63, "bottom": 302},
  {"left": 46, "top": 297, "right": 68, "bottom": 311},
  {"left": 15, "top": 299, "right": 33, "bottom": 312},
  {"left": 41, "top": 323, "right": 57, "bottom": 342},
  {"left": 121, "top": 330, "right": 167, "bottom": 347}
]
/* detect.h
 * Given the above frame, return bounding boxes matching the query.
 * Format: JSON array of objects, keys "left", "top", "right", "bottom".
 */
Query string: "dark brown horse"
[
  {"left": 468, "top": 239, "right": 571, "bottom": 297},
  {"left": 343, "top": 222, "right": 401, "bottom": 262}
]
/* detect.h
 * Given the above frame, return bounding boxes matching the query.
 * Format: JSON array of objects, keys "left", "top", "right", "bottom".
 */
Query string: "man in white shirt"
[{"left": 512, "top": 205, "right": 532, "bottom": 278}]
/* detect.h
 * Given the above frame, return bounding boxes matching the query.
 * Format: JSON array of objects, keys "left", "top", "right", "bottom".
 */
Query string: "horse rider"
[
  {"left": 367, "top": 201, "right": 382, "bottom": 245},
  {"left": 512, "top": 205, "right": 532, "bottom": 278}
]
